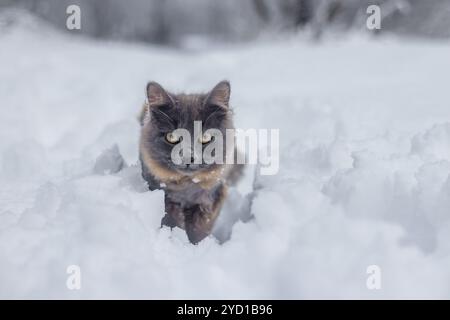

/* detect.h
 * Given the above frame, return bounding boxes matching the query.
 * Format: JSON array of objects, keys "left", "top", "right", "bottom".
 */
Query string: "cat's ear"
[
  {"left": 206, "top": 80, "right": 230, "bottom": 108},
  {"left": 146, "top": 81, "right": 173, "bottom": 107}
]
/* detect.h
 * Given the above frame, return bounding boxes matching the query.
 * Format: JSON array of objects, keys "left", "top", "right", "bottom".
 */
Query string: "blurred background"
[{"left": 2, "top": 0, "right": 450, "bottom": 46}]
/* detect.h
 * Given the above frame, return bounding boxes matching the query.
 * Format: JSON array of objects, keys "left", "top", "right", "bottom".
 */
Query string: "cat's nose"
[
  {"left": 181, "top": 156, "right": 195, "bottom": 165},
  {"left": 186, "top": 163, "right": 199, "bottom": 170}
]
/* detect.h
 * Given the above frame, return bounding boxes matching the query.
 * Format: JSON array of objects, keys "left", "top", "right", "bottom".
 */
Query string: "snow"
[{"left": 1, "top": 12, "right": 450, "bottom": 299}]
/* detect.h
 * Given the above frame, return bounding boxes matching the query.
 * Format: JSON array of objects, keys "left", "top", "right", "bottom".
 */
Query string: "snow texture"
[{"left": 1, "top": 11, "right": 450, "bottom": 299}]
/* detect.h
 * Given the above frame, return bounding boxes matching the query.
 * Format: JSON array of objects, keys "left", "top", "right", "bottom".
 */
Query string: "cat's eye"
[
  {"left": 199, "top": 132, "right": 213, "bottom": 144},
  {"left": 166, "top": 132, "right": 181, "bottom": 144}
]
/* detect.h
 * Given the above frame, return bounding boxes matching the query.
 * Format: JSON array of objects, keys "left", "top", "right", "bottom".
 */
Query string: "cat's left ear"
[
  {"left": 146, "top": 81, "right": 173, "bottom": 107},
  {"left": 206, "top": 80, "right": 231, "bottom": 108}
]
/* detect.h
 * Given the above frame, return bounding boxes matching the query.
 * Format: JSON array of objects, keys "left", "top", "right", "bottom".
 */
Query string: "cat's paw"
[{"left": 184, "top": 204, "right": 216, "bottom": 244}]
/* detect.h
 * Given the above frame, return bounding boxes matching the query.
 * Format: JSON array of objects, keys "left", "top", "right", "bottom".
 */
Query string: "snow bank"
[{"left": 1, "top": 13, "right": 450, "bottom": 298}]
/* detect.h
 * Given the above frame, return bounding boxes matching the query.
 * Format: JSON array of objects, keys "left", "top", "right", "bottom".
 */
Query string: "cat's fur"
[{"left": 139, "top": 81, "right": 242, "bottom": 244}]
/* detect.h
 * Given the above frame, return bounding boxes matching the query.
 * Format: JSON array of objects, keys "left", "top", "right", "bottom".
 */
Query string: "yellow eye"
[
  {"left": 199, "top": 132, "right": 213, "bottom": 144},
  {"left": 166, "top": 132, "right": 180, "bottom": 144}
]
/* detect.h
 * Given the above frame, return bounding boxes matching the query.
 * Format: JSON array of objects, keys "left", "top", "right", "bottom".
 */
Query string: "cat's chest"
[
  {"left": 165, "top": 181, "right": 219, "bottom": 206},
  {"left": 164, "top": 167, "right": 224, "bottom": 190},
  {"left": 143, "top": 163, "right": 221, "bottom": 191}
]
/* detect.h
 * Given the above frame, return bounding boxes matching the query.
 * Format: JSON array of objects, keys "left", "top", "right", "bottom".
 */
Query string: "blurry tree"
[{"left": 1, "top": 0, "right": 449, "bottom": 44}]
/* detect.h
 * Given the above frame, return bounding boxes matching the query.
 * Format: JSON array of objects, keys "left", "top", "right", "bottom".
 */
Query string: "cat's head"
[{"left": 140, "top": 80, "right": 234, "bottom": 177}]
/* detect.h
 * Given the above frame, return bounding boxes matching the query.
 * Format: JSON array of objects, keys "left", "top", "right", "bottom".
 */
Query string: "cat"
[{"left": 139, "top": 80, "right": 243, "bottom": 244}]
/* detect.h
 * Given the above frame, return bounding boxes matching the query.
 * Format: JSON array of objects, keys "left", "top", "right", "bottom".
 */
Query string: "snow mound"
[{"left": 93, "top": 144, "right": 126, "bottom": 175}]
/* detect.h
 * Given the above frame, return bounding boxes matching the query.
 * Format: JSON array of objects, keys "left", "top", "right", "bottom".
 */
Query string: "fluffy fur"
[{"left": 139, "top": 81, "right": 242, "bottom": 243}]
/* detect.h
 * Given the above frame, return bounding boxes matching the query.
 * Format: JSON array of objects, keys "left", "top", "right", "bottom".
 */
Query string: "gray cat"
[{"left": 139, "top": 81, "right": 243, "bottom": 244}]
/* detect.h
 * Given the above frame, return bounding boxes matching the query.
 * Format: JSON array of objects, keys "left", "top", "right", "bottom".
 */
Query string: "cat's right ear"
[
  {"left": 206, "top": 80, "right": 231, "bottom": 108},
  {"left": 146, "top": 82, "right": 173, "bottom": 107}
]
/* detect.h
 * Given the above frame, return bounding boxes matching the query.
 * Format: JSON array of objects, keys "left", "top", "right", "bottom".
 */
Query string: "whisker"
[
  {"left": 153, "top": 108, "right": 176, "bottom": 126},
  {"left": 204, "top": 109, "right": 230, "bottom": 126}
]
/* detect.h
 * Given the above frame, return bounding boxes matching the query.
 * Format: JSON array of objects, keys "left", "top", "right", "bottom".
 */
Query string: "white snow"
[{"left": 1, "top": 12, "right": 450, "bottom": 299}]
